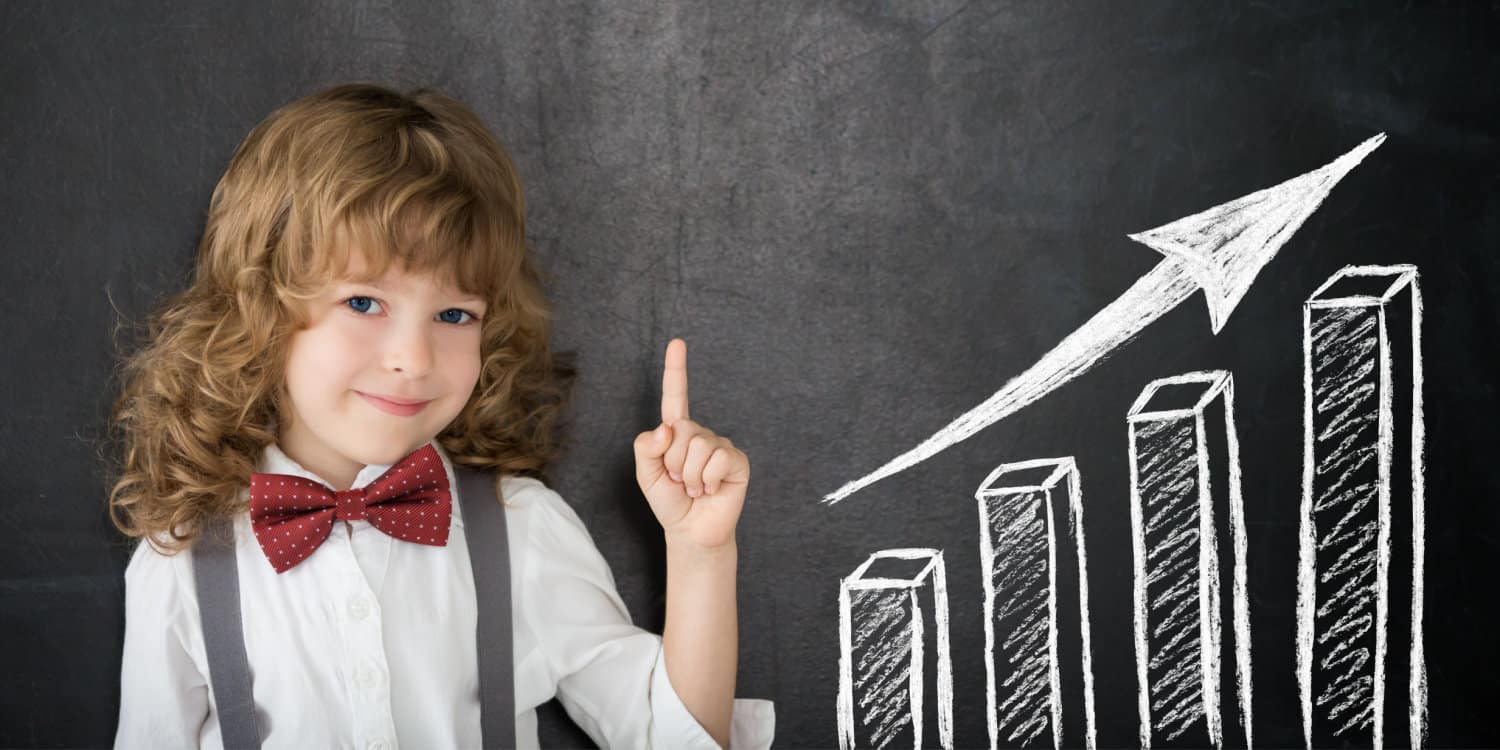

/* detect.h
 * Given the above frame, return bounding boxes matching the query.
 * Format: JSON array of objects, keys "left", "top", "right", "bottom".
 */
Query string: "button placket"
[{"left": 338, "top": 529, "right": 396, "bottom": 750}]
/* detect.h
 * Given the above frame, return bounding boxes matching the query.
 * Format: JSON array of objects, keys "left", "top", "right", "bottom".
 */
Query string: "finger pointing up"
[{"left": 661, "top": 338, "right": 689, "bottom": 425}]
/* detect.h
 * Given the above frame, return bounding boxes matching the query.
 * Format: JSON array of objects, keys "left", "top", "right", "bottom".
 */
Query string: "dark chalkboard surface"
[{"left": 3, "top": 1, "right": 1497, "bottom": 747}]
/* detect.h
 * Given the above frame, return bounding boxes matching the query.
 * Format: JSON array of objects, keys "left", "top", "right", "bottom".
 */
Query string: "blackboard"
[{"left": 3, "top": 1, "right": 1497, "bottom": 747}]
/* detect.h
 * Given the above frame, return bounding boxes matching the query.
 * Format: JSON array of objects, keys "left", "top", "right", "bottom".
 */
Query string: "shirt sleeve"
[
  {"left": 114, "top": 538, "right": 211, "bottom": 750},
  {"left": 647, "top": 646, "right": 777, "bottom": 750},
  {"left": 515, "top": 481, "right": 776, "bottom": 749}
]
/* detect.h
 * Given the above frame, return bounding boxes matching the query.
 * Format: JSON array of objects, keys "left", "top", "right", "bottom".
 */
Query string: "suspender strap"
[
  {"left": 455, "top": 466, "right": 516, "bottom": 750},
  {"left": 193, "top": 517, "right": 262, "bottom": 750},
  {"left": 192, "top": 468, "right": 515, "bottom": 749}
]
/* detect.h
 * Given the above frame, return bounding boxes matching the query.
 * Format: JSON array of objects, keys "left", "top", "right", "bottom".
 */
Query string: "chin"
[{"left": 352, "top": 436, "right": 431, "bottom": 467}]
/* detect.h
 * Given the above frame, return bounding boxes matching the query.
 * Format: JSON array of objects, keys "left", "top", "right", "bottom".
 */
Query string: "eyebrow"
[{"left": 342, "top": 279, "right": 486, "bottom": 305}]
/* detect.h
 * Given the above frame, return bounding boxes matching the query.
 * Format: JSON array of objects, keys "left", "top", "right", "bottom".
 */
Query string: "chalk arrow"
[{"left": 823, "top": 133, "right": 1386, "bottom": 505}]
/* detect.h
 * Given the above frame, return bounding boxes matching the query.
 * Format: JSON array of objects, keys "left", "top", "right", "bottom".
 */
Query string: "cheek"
[
  {"left": 438, "top": 334, "right": 484, "bottom": 395},
  {"left": 285, "top": 323, "right": 369, "bottom": 397}
]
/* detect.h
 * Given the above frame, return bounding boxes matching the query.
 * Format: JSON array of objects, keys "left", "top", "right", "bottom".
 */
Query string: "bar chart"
[{"left": 826, "top": 139, "right": 1423, "bottom": 750}]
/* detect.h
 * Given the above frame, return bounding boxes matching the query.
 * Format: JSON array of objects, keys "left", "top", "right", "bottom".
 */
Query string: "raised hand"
[{"left": 632, "top": 338, "right": 749, "bottom": 550}]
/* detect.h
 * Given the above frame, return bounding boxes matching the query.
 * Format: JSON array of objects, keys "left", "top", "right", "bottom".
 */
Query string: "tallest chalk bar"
[
  {"left": 1298, "top": 265, "right": 1426, "bottom": 749},
  {"left": 1127, "top": 370, "right": 1252, "bottom": 749}
]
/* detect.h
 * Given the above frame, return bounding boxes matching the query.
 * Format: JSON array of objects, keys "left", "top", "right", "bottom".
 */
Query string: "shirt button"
[
  {"left": 366, "top": 739, "right": 390, "bottom": 750},
  {"left": 347, "top": 596, "right": 371, "bottom": 621},
  {"left": 355, "top": 662, "right": 383, "bottom": 688}
]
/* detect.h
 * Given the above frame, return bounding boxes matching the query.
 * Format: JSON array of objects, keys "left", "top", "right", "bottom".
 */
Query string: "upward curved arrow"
[{"left": 822, "top": 133, "right": 1386, "bottom": 505}]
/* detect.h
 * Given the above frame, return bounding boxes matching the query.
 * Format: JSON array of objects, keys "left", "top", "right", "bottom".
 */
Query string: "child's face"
[{"left": 277, "top": 248, "right": 486, "bottom": 489}]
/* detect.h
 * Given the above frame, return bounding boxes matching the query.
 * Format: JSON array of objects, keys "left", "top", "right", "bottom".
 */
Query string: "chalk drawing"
[
  {"left": 1298, "top": 264, "right": 1425, "bottom": 749},
  {"left": 824, "top": 134, "right": 1386, "bottom": 505},
  {"left": 975, "top": 457, "right": 1097, "bottom": 750},
  {"left": 1127, "top": 370, "right": 1251, "bottom": 749},
  {"left": 838, "top": 548, "right": 954, "bottom": 749}
]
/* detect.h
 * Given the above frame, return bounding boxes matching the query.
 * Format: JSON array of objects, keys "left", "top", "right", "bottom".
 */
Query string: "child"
[{"left": 107, "top": 82, "right": 775, "bottom": 749}]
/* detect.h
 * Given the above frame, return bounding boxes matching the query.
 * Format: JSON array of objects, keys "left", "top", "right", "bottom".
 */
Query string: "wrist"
[{"left": 664, "top": 532, "right": 738, "bottom": 563}]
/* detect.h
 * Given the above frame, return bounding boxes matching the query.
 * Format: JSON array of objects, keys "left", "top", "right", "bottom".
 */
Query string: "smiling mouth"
[
  {"left": 364, "top": 392, "right": 428, "bottom": 405},
  {"left": 357, "top": 391, "right": 432, "bottom": 416}
]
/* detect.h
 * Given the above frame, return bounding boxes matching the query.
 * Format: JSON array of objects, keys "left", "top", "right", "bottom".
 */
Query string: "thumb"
[{"left": 633, "top": 423, "right": 672, "bottom": 486}]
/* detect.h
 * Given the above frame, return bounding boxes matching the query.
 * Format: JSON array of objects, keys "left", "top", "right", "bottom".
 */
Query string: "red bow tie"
[{"left": 248, "top": 443, "right": 452, "bottom": 573}]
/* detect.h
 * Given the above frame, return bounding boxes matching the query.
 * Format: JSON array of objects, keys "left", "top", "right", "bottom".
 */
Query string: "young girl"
[{"left": 107, "top": 82, "right": 774, "bottom": 749}]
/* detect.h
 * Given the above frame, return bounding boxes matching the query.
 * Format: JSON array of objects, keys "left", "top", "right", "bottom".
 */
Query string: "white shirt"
[{"left": 114, "top": 438, "right": 775, "bottom": 749}]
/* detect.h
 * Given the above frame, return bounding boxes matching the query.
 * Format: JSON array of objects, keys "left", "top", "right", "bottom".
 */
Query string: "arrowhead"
[{"left": 1127, "top": 133, "right": 1386, "bottom": 334}]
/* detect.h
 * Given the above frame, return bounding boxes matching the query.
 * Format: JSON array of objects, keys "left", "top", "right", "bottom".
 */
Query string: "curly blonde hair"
[{"left": 99, "top": 82, "right": 577, "bottom": 555}]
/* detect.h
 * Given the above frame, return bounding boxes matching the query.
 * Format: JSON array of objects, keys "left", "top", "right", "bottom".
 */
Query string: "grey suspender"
[
  {"left": 192, "top": 466, "right": 515, "bottom": 749},
  {"left": 193, "top": 521, "right": 259, "bottom": 749},
  {"left": 461, "top": 468, "right": 517, "bottom": 750}
]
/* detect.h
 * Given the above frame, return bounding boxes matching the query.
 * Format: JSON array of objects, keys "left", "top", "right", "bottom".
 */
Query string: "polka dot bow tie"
[{"left": 248, "top": 443, "right": 452, "bottom": 573}]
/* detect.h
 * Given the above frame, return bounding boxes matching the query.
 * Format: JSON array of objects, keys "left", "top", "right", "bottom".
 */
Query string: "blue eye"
[
  {"left": 346, "top": 296, "right": 380, "bottom": 314},
  {"left": 343, "top": 296, "right": 478, "bottom": 326},
  {"left": 438, "top": 309, "right": 474, "bottom": 325}
]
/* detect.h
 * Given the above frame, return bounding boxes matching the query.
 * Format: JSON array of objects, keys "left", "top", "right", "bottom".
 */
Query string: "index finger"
[{"left": 661, "top": 337, "right": 689, "bottom": 425}]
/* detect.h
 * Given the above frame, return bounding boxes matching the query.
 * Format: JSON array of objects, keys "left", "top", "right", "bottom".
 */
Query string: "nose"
[{"left": 383, "top": 318, "right": 435, "bottom": 377}]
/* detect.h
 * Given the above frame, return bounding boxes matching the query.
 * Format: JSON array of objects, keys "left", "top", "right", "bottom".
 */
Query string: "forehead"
[{"left": 327, "top": 244, "right": 476, "bottom": 300}]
